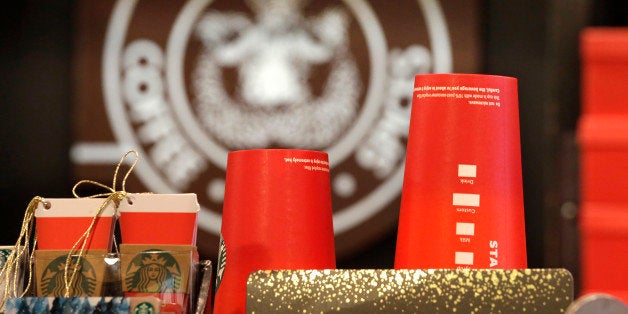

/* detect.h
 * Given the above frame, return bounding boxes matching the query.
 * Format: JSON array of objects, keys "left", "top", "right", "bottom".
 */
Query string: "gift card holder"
[
  {"left": 118, "top": 193, "right": 199, "bottom": 246},
  {"left": 35, "top": 198, "right": 117, "bottom": 251},
  {"left": 23, "top": 250, "right": 207, "bottom": 314},
  {"left": 119, "top": 244, "right": 200, "bottom": 313},
  {"left": 34, "top": 250, "right": 110, "bottom": 297},
  {"left": 247, "top": 268, "right": 574, "bottom": 313}
]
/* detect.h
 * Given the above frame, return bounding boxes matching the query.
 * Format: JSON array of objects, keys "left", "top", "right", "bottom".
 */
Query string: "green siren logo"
[
  {"left": 215, "top": 235, "right": 227, "bottom": 291},
  {"left": 133, "top": 302, "right": 156, "bottom": 314},
  {"left": 125, "top": 250, "right": 182, "bottom": 293},
  {"left": 40, "top": 255, "right": 97, "bottom": 297}
]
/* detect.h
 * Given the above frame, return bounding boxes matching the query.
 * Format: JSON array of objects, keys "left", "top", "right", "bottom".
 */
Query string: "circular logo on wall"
[{"left": 100, "top": 0, "right": 452, "bottom": 259}]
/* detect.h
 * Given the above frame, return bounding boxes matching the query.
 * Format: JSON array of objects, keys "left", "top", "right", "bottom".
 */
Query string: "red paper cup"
[
  {"left": 395, "top": 74, "right": 527, "bottom": 269},
  {"left": 118, "top": 193, "right": 199, "bottom": 246},
  {"left": 35, "top": 198, "right": 116, "bottom": 251},
  {"left": 213, "top": 149, "right": 336, "bottom": 314}
]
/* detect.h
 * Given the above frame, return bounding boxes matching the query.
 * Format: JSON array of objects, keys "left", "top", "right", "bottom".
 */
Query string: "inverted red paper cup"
[
  {"left": 35, "top": 198, "right": 116, "bottom": 251},
  {"left": 213, "top": 149, "right": 336, "bottom": 314},
  {"left": 118, "top": 193, "right": 199, "bottom": 246},
  {"left": 395, "top": 74, "right": 527, "bottom": 269}
]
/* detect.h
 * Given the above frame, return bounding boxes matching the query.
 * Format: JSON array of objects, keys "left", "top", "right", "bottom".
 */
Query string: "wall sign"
[{"left": 72, "top": 0, "right": 480, "bottom": 259}]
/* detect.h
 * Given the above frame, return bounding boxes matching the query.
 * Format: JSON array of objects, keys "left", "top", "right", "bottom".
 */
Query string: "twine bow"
[
  {"left": 0, "top": 197, "right": 44, "bottom": 309},
  {"left": 63, "top": 149, "right": 139, "bottom": 297}
]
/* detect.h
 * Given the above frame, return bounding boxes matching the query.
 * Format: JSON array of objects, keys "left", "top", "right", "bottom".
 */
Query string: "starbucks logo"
[
  {"left": 215, "top": 235, "right": 227, "bottom": 291},
  {"left": 76, "top": 0, "right": 452, "bottom": 258},
  {"left": 124, "top": 250, "right": 182, "bottom": 293},
  {"left": 40, "top": 255, "right": 97, "bottom": 297},
  {"left": 133, "top": 302, "right": 156, "bottom": 314}
]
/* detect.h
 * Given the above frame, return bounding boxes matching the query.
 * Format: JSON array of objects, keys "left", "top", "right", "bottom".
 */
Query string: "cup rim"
[
  {"left": 228, "top": 148, "right": 327, "bottom": 154},
  {"left": 414, "top": 73, "right": 517, "bottom": 81}
]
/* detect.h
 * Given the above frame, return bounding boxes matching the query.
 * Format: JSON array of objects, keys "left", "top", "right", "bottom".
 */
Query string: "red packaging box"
[
  {"left": 579, "top": 202, "right": 628, "bottom": 304},
  {"left": 581, "top": 27, "right": 628, "bottom": 115},
  {"left": 577, "top": 114, "right": 628, "bottom": 202}
]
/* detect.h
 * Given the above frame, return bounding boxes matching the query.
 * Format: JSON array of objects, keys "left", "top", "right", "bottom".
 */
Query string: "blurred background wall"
[{"left": 1, "top": 0, "right": 626, "bottom": 297}]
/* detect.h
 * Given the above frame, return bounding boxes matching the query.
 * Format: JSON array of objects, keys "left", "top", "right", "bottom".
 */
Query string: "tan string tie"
[
  {"left": 63, "top": 149, "right": 139, "bottom": 297},
  {"left": 0, "top": 196, "right": 45, "bottom": 308}
]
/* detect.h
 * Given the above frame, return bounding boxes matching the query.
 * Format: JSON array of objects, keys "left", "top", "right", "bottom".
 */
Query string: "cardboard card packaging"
[
  {"left": 34, "top": 250, "right": 109, "bottom": 297},
  {"left": 119, "top": 244, "right": 199, "bottom": 314}
]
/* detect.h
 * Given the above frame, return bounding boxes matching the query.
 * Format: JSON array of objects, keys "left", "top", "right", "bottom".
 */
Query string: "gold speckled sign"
[{"left": 246, "top": 268, "right": 573, "bottom": 313}]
